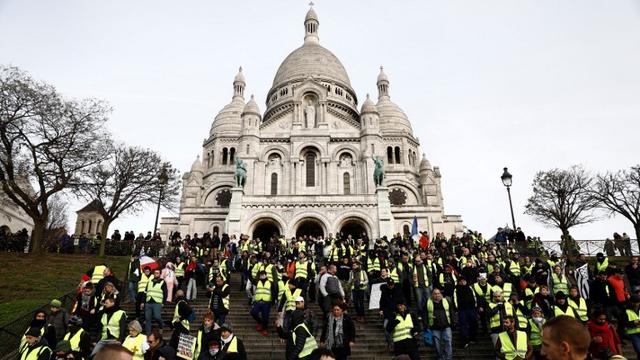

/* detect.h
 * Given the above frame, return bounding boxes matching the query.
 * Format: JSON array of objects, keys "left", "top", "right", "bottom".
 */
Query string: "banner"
[
  {"left": 575, "top": 263, "right": 590, "bottom": 300},
  {"left": 177, "top": 333, "right": 196, "bottom": 360},
  {"left": 368, "top": 283, "right": 383, "bottom": 310}
]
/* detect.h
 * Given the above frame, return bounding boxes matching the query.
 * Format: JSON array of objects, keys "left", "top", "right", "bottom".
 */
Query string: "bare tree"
[
  {"left": 592, "top": 165, "right": 640, "bottom": 248},
  {"left": 525, "top": 165, "right": 600, "bottom": 236},
  {"left": 47, "top": 193, "right": 69, "bottom": 231},
  {"left": 75, "top": 144, "right": 180, "bottom": 256},
  {"left": 0, "top": 66, "right": 111, "bottom": 253}
]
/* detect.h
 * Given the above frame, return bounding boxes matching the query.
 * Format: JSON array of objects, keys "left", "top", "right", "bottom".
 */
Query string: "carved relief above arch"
[
  {"left": 259, "top": 145, "right": 290, "bottom": 162},
  {"left": 330, "top": 144, "right": 360, "bottom": 161}
]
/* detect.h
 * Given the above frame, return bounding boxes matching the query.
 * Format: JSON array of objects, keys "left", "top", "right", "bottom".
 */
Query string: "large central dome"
[{"left": 272, "top": 43, "right": 352, "bottom": 88}]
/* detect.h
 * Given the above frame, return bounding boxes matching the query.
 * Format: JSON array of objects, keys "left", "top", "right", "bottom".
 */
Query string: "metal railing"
[
  {"left": 0, "top": 291, "right": 77, "bottom": 357},
  {"left": 539, "top": 239, "right": 639, "bottom": 257}
]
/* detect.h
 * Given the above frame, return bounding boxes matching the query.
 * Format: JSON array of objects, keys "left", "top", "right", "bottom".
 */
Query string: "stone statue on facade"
[
  {"left": 234, "top": 158, "right": 247, "bottom": 188},
  {"left": 373, "top": 156, "right": 385, "bottom": 187},
  {"left": 304, "top": 99, "right": 316, "bottom": 128}
]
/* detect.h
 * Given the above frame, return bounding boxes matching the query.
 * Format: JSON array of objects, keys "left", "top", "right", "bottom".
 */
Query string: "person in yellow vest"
[
  {"left": 144, "top": 268, "right": 167, "bottom": 334},
  {"left": 209, "top": 275, "right": 230, "bottom": 325},
  {"left": 175, "top": 256, "right": 186, "bottom": 290},
  {"left": 98, "top": 296, "right": 127, "bottom": 342},
  {"left": 193, "top": 311, "right": 221, "bottom": 360},
  {"left": 295, "top": 251, "right": 314, "bottom": 300},
  {"left": 567, "top": 286, "right": 588, "bottom": 322},
  {"left": 289, "top": 309, "right": 318, "bottom": 360},
  {"left": 88, "top": 263, "right": 108, "bottom": 286},
  {"left": 62, "top": 316, "right": 90, "bottom": 358},
  {"left": 387, "top": 301, "right": 421, "bottom": 360},
  {"left": 426, "top": 288, "right": 453, "bottom": 359},
  {"left": 488, "top": 291, "right": 516, "bottom": 346},
  {"left": 528, "top": 307, "right": 545, "bottom": 359},
  {"left": 551, "top": 266, "right": 569, "bottom": 296},
  {"left": 350, "top": 260, "right": 369, "bottom": 323},
  {"left": 122, "top": 320, "right": 148, "bottom": 359},
  {"left": 623, "top": 294, "right": 640, "bottom": 358},
  {"left": 278, "top": 279, "right": 303, "bottom": 332},
  {"left": 18, "top": 327, "right": 51, "bottom": 360},
  {"left": 169, "top": 290, "right": 193, "bottom": 348},
  {"left": 595, "top": 253, "right": 610, "bottom": 275},
  {"left": 218, "top": 323, "right": 247, "bottom": 360},
  {"left": 492, "top": 274, "right": 513, "bottom": 299},
  {"left": 135, "top": 266, "right": 152, "bottom": 320},
  {"left": 474, "top": 273, "right": 492, "bottom": 335},
  {"left": 251, "top": 270, "right": 276, "bottom": 336},
  {"left": 552, "top": 292, "right": 577, "bottom": 318},
  {"left": 494, "top": 315, "right": 531, "bottom": 360}
]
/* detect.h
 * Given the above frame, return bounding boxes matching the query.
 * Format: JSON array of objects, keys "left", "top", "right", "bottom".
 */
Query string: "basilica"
[{"left": 160, "top": 6, "right": 463, "bottom": 241}]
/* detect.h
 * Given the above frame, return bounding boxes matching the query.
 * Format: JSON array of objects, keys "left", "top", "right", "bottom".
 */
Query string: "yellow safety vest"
[
  {"left": 19, "top": 345, "right": 50, "bottom": 360},
  {"left": 551, "top": 273, "right": 568, "bottom": 295},
  {"left": 219, "top": 284, "right": 230, "bottom": 309},
  {"left": 528, "top": 319, "right": 543, "bottom": 346},
  {"left": 172, "top": 299, "right": 190, "bottom": 330},
  {"left": 368, "top": 257, "right": 380, "bottom": 272},
  {"left": 278, "top": 280, "right": 286, "bottom": 302},
  {"left": 175, "top": 262, "right": 185, "bottom": 278},
  {"left": 392, "top": 313, "right": 414, "bottom": 342},
  {"left": 473, "top": 283, "right": 491, "bottom": 302},
  {"left": 262, "top": 264, "right": 274, "bottom": 283},
  {"left": 438, "top": 273, "right": 457, "bottom": 287},
  {"left": 91, "top": 265, "right": 107, "bottom": 285},
  {"left": 295, "top": 261, "right": 308, "bottom": 279},
  {"left": 123, "top": 334, "right": 146, "bottom": 360},
  {"left": 63, "top": 328, "right": 85, "bottom": 351},
  {"left": 567, "top": 297, "right": 588, "bottom": 322},
  {"left": 597, "top": 258, "right": 609, "bottom": 273},
  {"left": 626, "top": 309, "right": 640, "bottom": 335},
  {"left": 515, "top": 307, "right": 527, "bottom": 331},
  {"left": 492, "top": 283, "right": 513, "bottom": 298},
  {"left": 138, "top": 273, "right": 151, "bottom": 293},
  {"left": 293, "top": 324, "right": 318, "bottom": 358},
  {"left": 553, "top": 305, "right": 576, "bottom": 318},
  {"left": 101, "top": 309, "right": 126, "bottom": 340},
  {"left": 508, "top": 261, "right": 521, "bottom": 276},
  {"left": 255, "top": 280, "right": 272, "bottom": 302},
  {"left": 427, "top": 299, "right": 451, "bottom": 327},
  {"left": 146, "top": 279, "right": 165, "bottom": 303},
  {"left": 412, "top": 264, "right": 429, "bottom": 288},
  {"left": 390, "top": 268, "right": 400, "bottom": 283},
  {"left": 284, "top": 288, "right": 302, "bottom": 312},
  {"left": 498, "top": 330, "right": 528, "bottom": 360},
  {"left": 355, "top": 270, "right": 368, "bottom": 290},
  {"left": 224, "top": 335, "right": 239, "bottom": 353},
  {"left": 489, "top": 302, "right": 514, "bottom": 329}
]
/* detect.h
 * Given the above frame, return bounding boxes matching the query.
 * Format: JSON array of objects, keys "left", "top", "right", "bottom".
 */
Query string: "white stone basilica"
[{"left": 160, "top": 6, "right": 463, "bottom": 241}]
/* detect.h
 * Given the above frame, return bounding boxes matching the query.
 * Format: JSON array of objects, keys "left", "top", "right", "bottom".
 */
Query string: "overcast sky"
[{"left": 1, "top": 0, "right": 639, "bottom": 241}]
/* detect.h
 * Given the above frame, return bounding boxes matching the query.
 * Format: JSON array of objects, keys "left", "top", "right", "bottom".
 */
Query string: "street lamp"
[
  {"left": 501, "top": 167, "right": 517, "bottom": 230},
  {"left": 152, "top": 167, "right": 169, "bottom": 238}
]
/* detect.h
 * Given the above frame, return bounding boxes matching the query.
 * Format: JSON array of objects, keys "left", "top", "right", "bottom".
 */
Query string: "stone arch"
[
  {"left": 334, "top": 214, "right": 372, "bottom": 240},
  {"left": 248, "top": 216, "right": 284, "bottom": 242},
  {"left": 0, "top": 225, "right": 11, "bottom": 235},
  {"left": 294, "top": 142, "right": 327, "bottom": 159},
  {"left": 386, "top": 180, "right": 421, "bottom": 205},
  {"left": 290, "top": 212, "right": 330, "bottom": 238},
  {"left": 203, "top": 182, "right": 236, "bottom": 207},
  {"left": 330, "top": 144, "right": 359, "bottom": 161},
  {"left": 259, "top": 145, "right": 290, "bottom": 162}
]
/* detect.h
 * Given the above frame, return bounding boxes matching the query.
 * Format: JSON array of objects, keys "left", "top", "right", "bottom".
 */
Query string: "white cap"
[
  {"left": 295, "top": 296, "right": 305, "bottom": 302},
  {"left": 479, "top": 273, "right": 487, "bottom": 279}
]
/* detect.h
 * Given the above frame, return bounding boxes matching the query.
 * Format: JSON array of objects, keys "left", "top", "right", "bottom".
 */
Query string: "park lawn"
[{"left": 0, "top": 252, "right": 129, "bottom": 325}]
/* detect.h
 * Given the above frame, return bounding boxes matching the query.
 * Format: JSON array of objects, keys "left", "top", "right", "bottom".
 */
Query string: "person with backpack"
[{"left": 169, "top": 290, "right": 193, "bottom": 348}]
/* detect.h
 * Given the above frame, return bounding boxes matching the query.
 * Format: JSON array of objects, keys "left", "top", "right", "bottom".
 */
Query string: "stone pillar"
[
  {"left": 225, "top": 187, "right": 244, "bottom": 238},
  {"left": 375, "top": 186, "right": 395, "bottom": 239}
]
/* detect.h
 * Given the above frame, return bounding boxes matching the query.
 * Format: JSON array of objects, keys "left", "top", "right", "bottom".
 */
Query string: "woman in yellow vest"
[
  {"left": 528, "top": 307, "right": 545, "bottom": 359},
  {"left": 62, "top": 316, "right": 91, "bottom": 358},
  {"left": 122, "top": 320, "right": 148, "bottom": 359},
  {"left": 567, "top": 286, "right": 588, "bottom": 322},
  {"left": 290, "top": 310, "right": 318, "bottom": 360},
  {"left": 551, "top": 265, "right": 569, "bottom": 296},
  {"left": 552, "top": 292, "right": 577, "bottom": 318}
]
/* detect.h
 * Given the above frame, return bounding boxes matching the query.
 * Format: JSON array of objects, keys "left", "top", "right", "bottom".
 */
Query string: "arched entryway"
[
  {"left": 339, "top": 219, "right": 368, "bottom": 241},
  {"left": 295, "top": 218, "right": 325, "bottom": 238},
  {"left": 251, "top": 219, "right": 281, "bottom": 242}
]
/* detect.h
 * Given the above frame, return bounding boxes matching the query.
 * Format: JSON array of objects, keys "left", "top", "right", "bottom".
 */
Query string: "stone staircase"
[{"left": 121, "top": 274, "right": 498, "bottom": 359}]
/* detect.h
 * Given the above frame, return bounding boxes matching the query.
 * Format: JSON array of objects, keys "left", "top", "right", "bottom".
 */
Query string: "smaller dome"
[
  {"left": 191, "top": 155, "right": 203, "bottom": 174},
  {"left": 242, "top": 95, "right": 261, "bottom": 116},
  {"left": 234, "top": 66, "right": 245, "bottom": 84},
  {"left": 419, "top": 154, "right": 432, "bottom": 171},
  {"left": 377, "top": 98, "right": 413, "bottom": 135},
  {"left": 305, "top": 7, "right": 318, "bottom": 21},
  {"left": 377, "top": 66, "right": 389, "bottom": 83},
  {"left": 360, "top": 94, "right": 378, "bottom": 114}
]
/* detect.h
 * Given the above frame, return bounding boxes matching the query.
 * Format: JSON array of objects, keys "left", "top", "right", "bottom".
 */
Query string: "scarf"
[
  {"left": 81, "top": 293, "right": 92, "bottom": 311},
  {"left": 325, "top": 314, "right": 344, "bottom": 349}
]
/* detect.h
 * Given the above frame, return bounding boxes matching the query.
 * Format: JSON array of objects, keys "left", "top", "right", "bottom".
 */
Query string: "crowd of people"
[{"left": 15, "top": 227, "right": 640, "bottom": 360}]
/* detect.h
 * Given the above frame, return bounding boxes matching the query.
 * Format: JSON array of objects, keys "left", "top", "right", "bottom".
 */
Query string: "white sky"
[{"left": 1, "top": 0, "right": 639, "bottom": 240}]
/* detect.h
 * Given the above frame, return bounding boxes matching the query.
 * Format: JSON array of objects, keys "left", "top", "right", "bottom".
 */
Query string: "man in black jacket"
[
  {"left": 386, "top": 301, "right": 421, "bottom": 360},
  {"left": 127, "top": 254, "right": 141, "bottom": 303},
  {"left": 454, "top": 276, "right": 477, "bottom": 347}
]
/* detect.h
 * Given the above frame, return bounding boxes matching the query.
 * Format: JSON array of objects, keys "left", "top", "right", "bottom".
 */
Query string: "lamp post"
[
  {"left": 152, "top": 167, "right": 169, "bottom": 238},
  {"left": 501, "top": 167, "right": 517, "bottom": 230}
]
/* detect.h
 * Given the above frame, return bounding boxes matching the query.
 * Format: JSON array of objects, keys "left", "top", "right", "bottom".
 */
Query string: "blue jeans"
[
  {"left": 630, "top": 333, "right": 640, "bottom": 360},
  {"left": 128, "top": 281, "right": 137, "bottom": 302},
  {"left": 144, "top": 302, "right": 163, "bottom": 334},
  {"left": 250, "top": 301, "right": 271, "bottom": 328},
  {"left": 414, "top": 286, "right": 431, "bottom": 319},
  {"left": 432, "top": 327, "right": 452, "bottom": 360}
]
